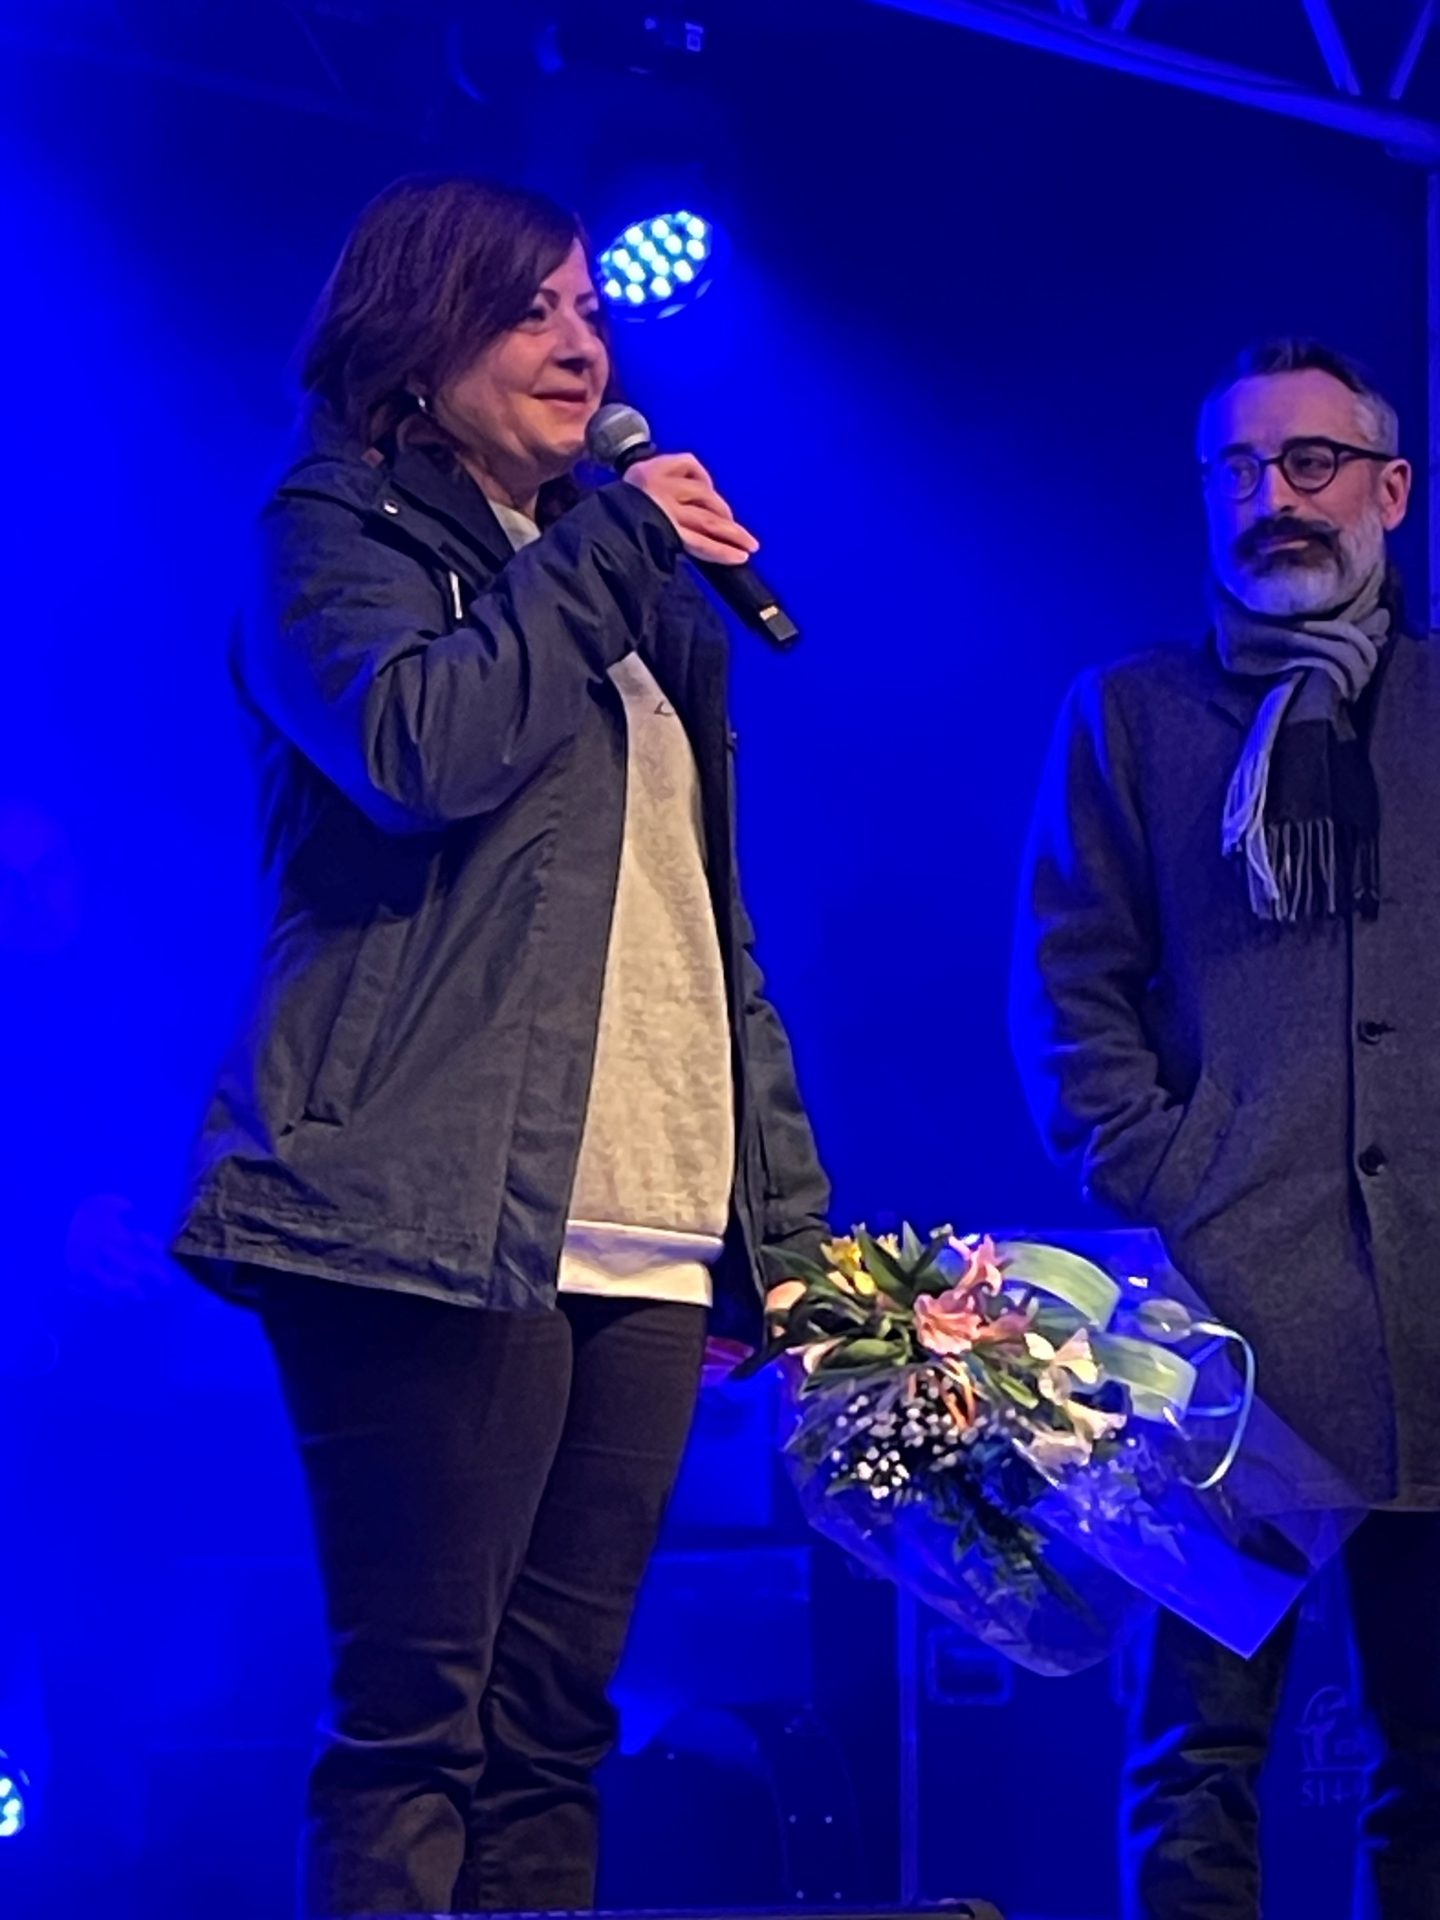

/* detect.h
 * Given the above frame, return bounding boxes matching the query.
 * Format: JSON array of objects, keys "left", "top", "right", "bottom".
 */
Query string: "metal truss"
[
  {"left": 872, "top": 0, "right": 1440, "bottom": 622},
  {"left": 14, "top": 0, "right": 1440, "bottom": 607},
  {"left": 0, "top": 0, "right": 440, "bottom": 133},
  {"left": 870, "top": 1, "right": 1440, "bottom": 161}
]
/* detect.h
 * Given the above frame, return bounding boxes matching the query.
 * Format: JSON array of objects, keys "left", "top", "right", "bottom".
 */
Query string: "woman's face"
[{"left": 434, "top": 239, "right": 610, "bottom": 508}]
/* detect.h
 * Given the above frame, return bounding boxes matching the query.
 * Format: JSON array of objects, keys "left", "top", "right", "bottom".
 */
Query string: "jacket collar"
[
  {"left": 1203, "top": 635, "right": 1267, "bottom": 731},
  {"left": 281, "top": 402, "right": 515, "bottom": 584},
  {"left": 385, "top": 441, "right": 515, "bottom": 581}
]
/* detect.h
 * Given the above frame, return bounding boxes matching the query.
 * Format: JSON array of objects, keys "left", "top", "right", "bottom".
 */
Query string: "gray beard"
[
  {"left": 1240, "top": 553, "right": 1347, "bottom": 618},
  {"left": 1217, "top": 518, "right": 1386, "bottom": 619}
]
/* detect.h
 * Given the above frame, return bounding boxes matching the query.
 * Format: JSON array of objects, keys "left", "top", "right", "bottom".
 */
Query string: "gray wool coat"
[{"left": 1011, "top": 623, "right": 1440, "bottom": 1507}]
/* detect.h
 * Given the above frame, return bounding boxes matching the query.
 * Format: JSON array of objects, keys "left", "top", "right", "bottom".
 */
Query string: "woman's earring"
[{"left": 414, "top": 393, "right": 431, "bottom": 415}]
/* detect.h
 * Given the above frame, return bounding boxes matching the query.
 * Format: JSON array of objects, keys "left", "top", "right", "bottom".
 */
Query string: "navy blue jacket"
[
  {"left": 1012, "top": 629, "right": 1440, "bottom": 1506},
  {"left": 173, "top": 410, "right": 830, "bottom": 1335}
]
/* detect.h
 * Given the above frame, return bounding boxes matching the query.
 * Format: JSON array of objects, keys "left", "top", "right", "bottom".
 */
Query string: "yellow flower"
[
  {"left": 1053, "top": 1329, "right": 1100, "bottom": 1386},
  {"left": 821, "top": 1236, "right": 864, "bottom": 1279},
  {"left": 1030, "top": 1328, "right": 1102, "bottom": 1407}
]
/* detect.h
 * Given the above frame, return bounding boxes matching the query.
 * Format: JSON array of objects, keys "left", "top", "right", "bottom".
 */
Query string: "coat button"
[
  {"left": 1358, "top": 1020, "right": 1393, "bottom": 1045},
  {"left": 1358, "top": 1145, "right": 1387, "bottom": 1177}
]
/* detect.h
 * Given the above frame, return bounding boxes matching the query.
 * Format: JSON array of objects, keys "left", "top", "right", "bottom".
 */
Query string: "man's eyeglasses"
[{"left": 1202, "top": 436, "right": 1396, "bottom": 504}]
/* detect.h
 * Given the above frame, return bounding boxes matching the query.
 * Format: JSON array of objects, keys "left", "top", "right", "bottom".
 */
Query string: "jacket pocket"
[
  {"left": 302, "top": 916, "right": 407, "bottom": 1126},
  {"left": 1141, "top": 1070, "right": 1237, "bottom": 1233}
]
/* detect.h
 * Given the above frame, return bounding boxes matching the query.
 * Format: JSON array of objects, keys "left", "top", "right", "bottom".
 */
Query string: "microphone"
[{"left": 586, "top": 403, "right": 799, "bottom": 650}]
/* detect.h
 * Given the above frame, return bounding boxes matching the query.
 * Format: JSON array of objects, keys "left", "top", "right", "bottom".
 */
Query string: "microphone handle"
[
  {"left": 612, "top": 439, "right": 800, "bottom": 651},
  {"left": 692, "top": 556, "right": 800, "bottom": 651}
]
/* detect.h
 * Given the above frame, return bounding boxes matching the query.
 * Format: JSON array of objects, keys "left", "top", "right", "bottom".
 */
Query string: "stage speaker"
[{"left": 897, "top": 1587, "right": 1124, "bottom": 1917}]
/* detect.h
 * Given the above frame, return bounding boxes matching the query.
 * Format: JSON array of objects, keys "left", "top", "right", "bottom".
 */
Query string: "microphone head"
[{"left": 586, "top": 402, "right": 654, "bottom": 470}]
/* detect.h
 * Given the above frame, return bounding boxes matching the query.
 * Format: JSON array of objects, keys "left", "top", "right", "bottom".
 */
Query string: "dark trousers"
[
  {"left": 258, "top": 1273, "right": 707, "bottom": 1919},
  {"left": 1122, "top": 1511, "right": 1440, "bottom": 1920}
]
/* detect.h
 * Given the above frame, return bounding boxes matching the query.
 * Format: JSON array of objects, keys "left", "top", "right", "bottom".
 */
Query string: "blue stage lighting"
[
  {"left": 0, "top": 1755, "right": 28, "bottom": 1839},
  {"left": 600, "top": 212, "right": 717, "bottom": 319}
]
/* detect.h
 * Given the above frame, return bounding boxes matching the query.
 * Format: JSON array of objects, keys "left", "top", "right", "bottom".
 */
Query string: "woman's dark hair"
[{"left": 300, "top": 174, "right": 616, "bottom": 510}]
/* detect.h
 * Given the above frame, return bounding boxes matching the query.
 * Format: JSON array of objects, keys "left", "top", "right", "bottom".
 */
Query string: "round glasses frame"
[{"left": 1202, "top": 436, "right": 1396, "bottom": 504}]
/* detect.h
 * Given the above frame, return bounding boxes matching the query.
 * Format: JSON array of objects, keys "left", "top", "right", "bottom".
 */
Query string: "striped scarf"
[{"left": 1217, "top": 562, "right": 1390, "bottom": 922}]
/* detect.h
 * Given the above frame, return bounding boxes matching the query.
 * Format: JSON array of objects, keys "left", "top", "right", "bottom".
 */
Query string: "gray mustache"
[{"left": 1237, "top": 515, "right": 1340, "bottom": 562}]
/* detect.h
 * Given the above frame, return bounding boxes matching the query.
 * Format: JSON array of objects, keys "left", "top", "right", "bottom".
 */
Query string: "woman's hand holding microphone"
[{"left": 623, "top": 454, "right": 759, "bottom": 568}]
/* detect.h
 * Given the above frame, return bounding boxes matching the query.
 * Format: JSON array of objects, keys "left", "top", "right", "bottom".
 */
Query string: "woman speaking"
[{"left": 173, "top": 174, "right": 829, "bottom": 1918}]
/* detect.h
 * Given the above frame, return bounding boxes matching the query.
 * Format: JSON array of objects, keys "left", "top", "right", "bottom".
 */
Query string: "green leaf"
[
  {"left": 785, "top": 1290, "right": 869, "bottom": 1343},
  {"left": 794, "top": 1305, "right": 875, "bottom": 1351},
  {"left": 995, "top": 1241, "right": 1120, "bottom": 1329},
  {"left": 1091, "top": 1332, "right": 1196, "bottom": 1419},
  {"left": 992, "top": 1372, "right": 1041, "bottom": 1409},
  {"left": 765, "top": 1252, "right": 834, "bottom": 1289},
  {"left": 806, "top": 1273, "right": 872, "bottom": 1310},
  {"left": 855, "top": 1229, "right": 917, "bottom": 1304},
  {"left": 1029, "top": 1301, "right": 1087, "bottom": 1343},
  {"left": 817, "top": 1335, "right": 908, "bottom": 1370},
  {"left": 907, "top": 1229, "right": 969, "bottom": 1295}
]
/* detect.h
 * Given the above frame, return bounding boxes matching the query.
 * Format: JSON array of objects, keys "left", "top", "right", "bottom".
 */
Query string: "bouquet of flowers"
[{"left": 748, "top": 1226, "right": 1359, "bottom": 1675}]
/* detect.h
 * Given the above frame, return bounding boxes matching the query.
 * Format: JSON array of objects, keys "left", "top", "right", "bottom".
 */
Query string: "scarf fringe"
[
  {"left": 1247, "top": 820, "right": 1379, "bottom": 922},
  {"left": 1217, "top": 570, "right": 1390, "bottom": 925}
]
